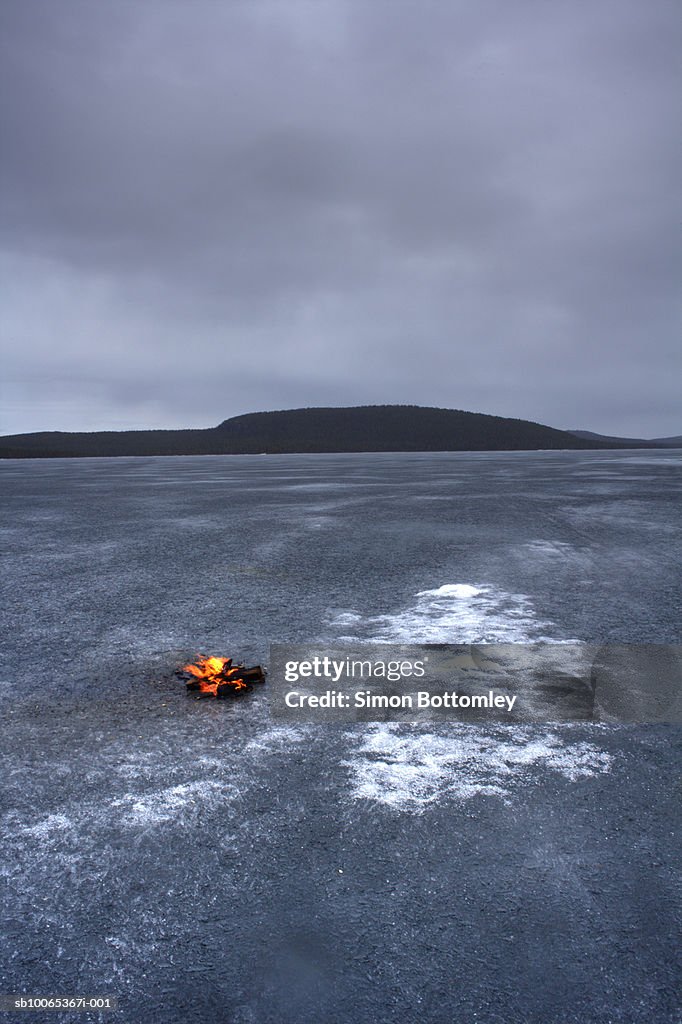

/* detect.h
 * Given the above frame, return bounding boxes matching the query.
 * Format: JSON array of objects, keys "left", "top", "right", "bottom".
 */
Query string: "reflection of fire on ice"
[{"left": 180, "top": 656, "right": 266, "bottom": 698}]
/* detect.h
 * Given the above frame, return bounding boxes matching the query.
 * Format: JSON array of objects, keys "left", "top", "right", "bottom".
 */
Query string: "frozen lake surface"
[{"left": 1, "top": 450, "right": 681, "bottom": 1023}]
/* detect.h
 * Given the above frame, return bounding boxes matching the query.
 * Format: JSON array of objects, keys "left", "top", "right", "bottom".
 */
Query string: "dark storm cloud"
[{"left": 1, "top": 0, "right": 680, "bottom": 434}]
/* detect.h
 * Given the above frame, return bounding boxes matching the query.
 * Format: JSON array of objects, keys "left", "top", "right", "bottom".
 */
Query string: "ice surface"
[{"left": 1, "top": 450, "right": 680, "bottom": 1023}]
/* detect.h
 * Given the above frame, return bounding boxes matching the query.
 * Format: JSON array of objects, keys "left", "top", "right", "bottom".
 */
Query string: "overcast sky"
[{"left": 1, "top": 0, "right": 680, "bottom": 437}]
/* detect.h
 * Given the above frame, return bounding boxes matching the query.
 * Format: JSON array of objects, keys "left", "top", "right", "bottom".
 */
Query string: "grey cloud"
[{"left": 1, "top": 0, "right": 680, "bottom": 436}]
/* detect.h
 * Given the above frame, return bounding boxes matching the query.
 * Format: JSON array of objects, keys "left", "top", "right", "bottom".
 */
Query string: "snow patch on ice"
[
  {"left": 524, "top": 540, "right": 576, "bottom": 557},
  {"left": 344, "top": 724, "right": 613, "bottom": 811},
  {"left": 112, "top": 779, "right": 235, "bottom": 826},
  {"left": 331, "top": 582, "right": 555, "bottom": 643},
  {"left": 245, "top": 725, "right": 310, "bottom": 755},
  {"left": 19, "top": 813, "right": 74, "bottom": 838}
]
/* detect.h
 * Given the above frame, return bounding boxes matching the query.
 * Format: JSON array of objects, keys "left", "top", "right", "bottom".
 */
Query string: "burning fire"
[{"left": 181, "top": 656, "right": 266, "bottom": 698}]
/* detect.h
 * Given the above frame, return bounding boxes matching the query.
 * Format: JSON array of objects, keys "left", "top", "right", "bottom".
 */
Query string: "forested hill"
[
  {"left": 570, "top": 429, "right": 682, "bottom": 447},
  {"left": 0, "top": 404, "right": 665, "bottom": 458}
]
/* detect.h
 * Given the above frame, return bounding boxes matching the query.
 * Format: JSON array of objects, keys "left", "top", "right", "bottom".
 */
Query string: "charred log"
[{"left": 180, "top": 655, "right": 266, "bottom": 698}]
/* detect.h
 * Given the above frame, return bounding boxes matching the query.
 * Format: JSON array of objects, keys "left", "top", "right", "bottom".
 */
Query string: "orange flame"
[{"left": 181, "top": 655, "right": 262, "bottom": 697}]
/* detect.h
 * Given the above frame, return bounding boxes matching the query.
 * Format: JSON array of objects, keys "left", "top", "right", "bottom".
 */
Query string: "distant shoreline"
[
  {"left": 2, "top": 447, "right": 680, "bottom": 462},
  {"left": 1, "top": 404, "right": 677, "bottom": 459}
]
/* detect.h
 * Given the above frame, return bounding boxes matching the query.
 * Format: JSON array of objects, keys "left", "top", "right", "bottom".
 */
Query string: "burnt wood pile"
[{"left": 179, "top": 656, "right": 266, "bottom": 698}]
